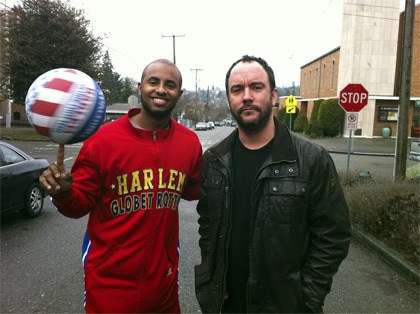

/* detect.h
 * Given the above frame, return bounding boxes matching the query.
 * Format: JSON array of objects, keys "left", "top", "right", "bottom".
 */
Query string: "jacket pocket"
[
  {"left": 264, "top": 179, "right": 308, "bottom": 224},
  {"left": 204, "top": 174, "right": 224, "bottom": 221}
]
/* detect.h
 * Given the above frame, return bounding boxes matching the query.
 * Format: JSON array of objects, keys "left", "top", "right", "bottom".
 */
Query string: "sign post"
[
  {"left": 285, "top": 95, "right": 297, "bottom": 129},
  {"left": 339, "top": 84, "right": 369, "bottom": 172}
]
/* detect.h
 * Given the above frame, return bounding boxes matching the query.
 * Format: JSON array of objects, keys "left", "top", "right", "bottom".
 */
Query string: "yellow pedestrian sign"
[
  {"left": 286, "top": 95, "right": 297, "bottom": 107},
  {"left": 286, "top": 106, "right": 296, "bottom": 113}
]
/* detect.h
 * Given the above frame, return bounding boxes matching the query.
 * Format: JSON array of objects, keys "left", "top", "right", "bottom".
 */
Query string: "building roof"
[{"left": 300, "top": 46, "right": 340, "bottom": 69}]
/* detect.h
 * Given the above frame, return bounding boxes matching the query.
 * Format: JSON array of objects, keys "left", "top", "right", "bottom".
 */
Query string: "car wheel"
[{"left": 19, "top": 182, "right": 44, "bottom": 218}]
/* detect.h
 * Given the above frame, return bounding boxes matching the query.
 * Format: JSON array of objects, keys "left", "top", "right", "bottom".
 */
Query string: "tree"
[
  {"left": 1, "top": 0, "right": 103, "bottom": 104},
  {"left": 97, "top": 50, "right": 123, "bottom": 105},
  {"left": 119, "top": 77, "right": 138, "bottom": 103}
]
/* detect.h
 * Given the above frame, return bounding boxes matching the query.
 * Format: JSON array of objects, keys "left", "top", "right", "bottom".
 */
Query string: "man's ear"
[
  {"left": 137, "top": 82, "right": 142, "bottom": 96},
  {"left": 272, "top": 88, "right": 278, "bottom": 105}
]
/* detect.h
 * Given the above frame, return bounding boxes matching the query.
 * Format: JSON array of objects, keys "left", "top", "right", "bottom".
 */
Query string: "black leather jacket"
[{"left": 195, "top": 118, "right": 351, "bottom": 313}]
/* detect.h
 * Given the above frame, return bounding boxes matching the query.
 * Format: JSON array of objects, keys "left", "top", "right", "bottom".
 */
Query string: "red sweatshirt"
[{"left": 53, "top": 108, "right": 202, "bottom": 313}]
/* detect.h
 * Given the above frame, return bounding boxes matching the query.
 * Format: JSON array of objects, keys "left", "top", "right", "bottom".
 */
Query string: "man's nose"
[
  {"left": 156, "top": 83, "right": 166, "bottom": 94},
  {"left": 243, "top": 87, "right": 253, "bottom": 102}
]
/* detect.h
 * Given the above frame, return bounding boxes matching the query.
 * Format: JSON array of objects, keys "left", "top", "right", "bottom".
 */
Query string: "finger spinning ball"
[{"left": 25, "top": 68, "right": 106, "bottom": 144}]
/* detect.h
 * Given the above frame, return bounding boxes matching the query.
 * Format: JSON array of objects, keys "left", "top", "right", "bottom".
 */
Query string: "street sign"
[
  {"left": 286, "top": 106, "right": 296, "bottom": 114},
  {"left": 345, "top": 112, "right": 358, "bottom": 130},
  {"left": 339, "top": 83, "right": 369, "bottom": 112},
  {"left": 285, "top": 95, "right": 297, "bottom": 107},
  {"left": 128, "top": 95, "right": 139, "bottom": 107}
]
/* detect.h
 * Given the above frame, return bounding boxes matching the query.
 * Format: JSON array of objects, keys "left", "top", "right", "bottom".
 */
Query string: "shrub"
[
  {"left": 305, "top": 122, "right": 323, "bottom": 138},
  {"left": 276, "top": 106, "right": 300, "bottom": 130},
  {"left": 294, "top": 114, "right": 308, "bottom": 133},
  {"left": 310, "top": 99, "right": 324, "bottom": 125},
  {"left": 318, "top": 98, "right": 345, "bottom": 137},
  {"left": 276, "top": 107, "right": 286, "bottom": 123},
  {"left": 338, "top": 170, "right": 419, "bottom": 267}
]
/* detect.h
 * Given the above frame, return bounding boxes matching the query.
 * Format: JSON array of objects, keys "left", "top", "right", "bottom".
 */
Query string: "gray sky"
[{"left": 4, "top": 0, "right": 413, "bottom": 90}]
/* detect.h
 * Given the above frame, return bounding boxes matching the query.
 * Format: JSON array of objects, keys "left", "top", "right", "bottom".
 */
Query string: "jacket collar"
[
  {"left": 124, "top": 108, "right": 174, "bottom": 141},
  {"left": 209, "top": 117, "right": 297, "bottom": 162}
]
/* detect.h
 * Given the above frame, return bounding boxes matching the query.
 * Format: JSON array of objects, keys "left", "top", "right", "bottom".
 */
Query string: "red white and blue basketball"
[{"left": 25, "top": 68, "right": 106, "bottom": 144}]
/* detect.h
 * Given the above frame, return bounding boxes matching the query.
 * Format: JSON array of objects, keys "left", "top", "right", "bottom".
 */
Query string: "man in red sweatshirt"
[{"left": 39, "top": 59, "right": 202, "bottom": 313}]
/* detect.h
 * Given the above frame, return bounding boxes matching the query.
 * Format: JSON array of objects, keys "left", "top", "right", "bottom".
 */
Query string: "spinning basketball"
[{"left": 25, "top": 68, "right": 106, "bottom": 144}]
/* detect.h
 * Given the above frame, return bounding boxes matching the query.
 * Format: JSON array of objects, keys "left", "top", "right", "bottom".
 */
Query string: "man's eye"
[{"left": 166, "top": 82, "right": 177, "bottom": 89}]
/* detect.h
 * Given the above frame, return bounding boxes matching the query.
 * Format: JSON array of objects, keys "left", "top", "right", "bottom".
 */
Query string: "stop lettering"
[{"left": 340, "top": 92, "right": 368, "bottom": 104}]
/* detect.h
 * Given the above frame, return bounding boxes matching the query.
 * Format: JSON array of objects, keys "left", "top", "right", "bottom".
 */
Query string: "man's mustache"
[{"left": 239, "top": 103, "right": 261, "bottom": 113}]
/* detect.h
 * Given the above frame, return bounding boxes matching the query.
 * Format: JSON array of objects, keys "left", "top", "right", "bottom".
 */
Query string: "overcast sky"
[{"left": 3, "top": 0, "right": 414, "bottom": 91}]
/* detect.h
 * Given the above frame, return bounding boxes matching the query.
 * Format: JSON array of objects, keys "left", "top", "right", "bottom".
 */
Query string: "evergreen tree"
[{"left": 98, "top": 50, "right": 123, "bottom": 105}]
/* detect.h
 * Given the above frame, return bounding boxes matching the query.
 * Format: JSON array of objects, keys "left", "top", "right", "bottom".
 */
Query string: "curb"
[{"left": 352, "top": 227, "right": 419, "bottom": 284}]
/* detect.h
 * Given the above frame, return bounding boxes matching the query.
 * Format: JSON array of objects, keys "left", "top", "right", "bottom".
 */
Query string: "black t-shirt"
[{"left": 224, "top": 137, "right": 272, "bottom": 313}]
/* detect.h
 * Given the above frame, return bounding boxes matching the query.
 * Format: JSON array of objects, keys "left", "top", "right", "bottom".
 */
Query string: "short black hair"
[
  {"left": 225, "top": 55, "right": 276, "bottom": 94},
  {"left": 141, "top": 59, "right": 183, "bottom": 89}
]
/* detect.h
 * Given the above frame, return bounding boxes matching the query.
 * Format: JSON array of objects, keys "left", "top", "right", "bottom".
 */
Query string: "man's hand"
[{"left": 39, "top": 144, "right": 74, "bottom": 196}]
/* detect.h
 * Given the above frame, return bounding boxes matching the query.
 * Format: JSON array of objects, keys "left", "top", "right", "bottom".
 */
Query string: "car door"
[{"left": 0, "top": 144, "right": 27, "bottom": 211}]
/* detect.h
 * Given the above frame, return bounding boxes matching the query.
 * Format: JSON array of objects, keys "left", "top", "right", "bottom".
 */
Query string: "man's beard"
[
  {"left": 232, "top": 101, "right": 273, "bottom": 134},
  {"left": 140, "top": 95, "right": 175, "bottom": 119}
]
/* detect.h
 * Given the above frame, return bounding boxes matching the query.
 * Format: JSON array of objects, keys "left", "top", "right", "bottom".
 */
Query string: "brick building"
[{"left": 294, "top": 0, "right": 420, "bottom": 138}]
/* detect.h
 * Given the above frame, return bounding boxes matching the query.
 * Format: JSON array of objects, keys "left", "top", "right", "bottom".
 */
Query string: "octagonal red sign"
[{"left": 339, "top": 83, "right": 369, "bottom": 112}]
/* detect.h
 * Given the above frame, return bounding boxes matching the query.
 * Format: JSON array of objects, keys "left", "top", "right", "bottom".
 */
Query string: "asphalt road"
[{"left": 1, "top": 126, "right": 419, "bottom": 313}]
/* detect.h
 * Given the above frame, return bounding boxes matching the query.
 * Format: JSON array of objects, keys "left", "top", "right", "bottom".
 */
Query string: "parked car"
[
  {"left": 195, "top": 122, "right": 208, "bottom": 131},
  {"left": 0, "top": 141, "right": 49, "bottom": 218}
]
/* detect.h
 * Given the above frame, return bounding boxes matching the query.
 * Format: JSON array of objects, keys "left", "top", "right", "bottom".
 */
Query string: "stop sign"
[{"left": 339, "top": 83, "right": 369, "bottom": 112}]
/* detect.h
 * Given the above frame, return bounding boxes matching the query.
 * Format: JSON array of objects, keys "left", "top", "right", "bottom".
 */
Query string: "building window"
[
  {"left": 303, "top": 73, "right": 306, "bottom": 95},
  {"left": 331, "top": 60, "right": 335, "bottom": 90},
  {"left": 322, "top": 64, "right": 326, "bottom": 91},
  {"left": 315, "top": 68, "right": 319, "bottom": 94},
  {"left": 309, "top": 71, "right": 312, "bottom": 94}
]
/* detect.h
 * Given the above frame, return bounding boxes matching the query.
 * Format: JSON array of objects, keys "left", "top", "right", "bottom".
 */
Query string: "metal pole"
[{"left": 346, "top": 129, "right": 353, "bottom": 172}]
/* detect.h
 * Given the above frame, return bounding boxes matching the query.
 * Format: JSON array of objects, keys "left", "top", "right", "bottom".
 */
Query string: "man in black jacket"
[{"left": 194, "top": 55, "right": 351, "bottom": 313}]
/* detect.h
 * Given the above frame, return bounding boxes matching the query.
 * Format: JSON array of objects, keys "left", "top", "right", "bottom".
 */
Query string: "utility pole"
[
  {"left": 394, "top": 0, "right": 415, "bottom": 180},
  {"left": 162, "top": 34, "right": 185, "bottom": 64},
  {"left": 190, "top": 68, "right": 203, "bottom": 123},
  {"left": 190, "top": 68, "right": 203, "bottom": 95}
]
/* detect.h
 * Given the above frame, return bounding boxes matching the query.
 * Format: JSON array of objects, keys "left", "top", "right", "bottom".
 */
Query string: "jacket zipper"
[
  {"left": 213, "top": 154, "right": 233, "bottom": 313},
  {"left": 153, "top": 131, "right": 157, "bottom": 142},
  {"left": 246, "top": 159, "right": 296, "bottom": 312}
]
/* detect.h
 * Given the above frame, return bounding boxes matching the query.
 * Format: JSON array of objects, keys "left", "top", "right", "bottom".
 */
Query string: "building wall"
[
  {"left": 338, "top": 0, "right": 400, "bottom": 96},
  {"left": 300, "top": 48, "right": 340, "bottom": 100}
]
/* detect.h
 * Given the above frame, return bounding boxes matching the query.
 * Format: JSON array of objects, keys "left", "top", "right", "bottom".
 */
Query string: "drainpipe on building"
[{"left": 6, "top": 99, "right": 11, "bottom": 128}]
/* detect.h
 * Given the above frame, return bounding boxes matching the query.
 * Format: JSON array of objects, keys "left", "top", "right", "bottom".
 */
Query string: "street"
[{"left": 1, "top": 126, "right": 419, "bottom": 313}]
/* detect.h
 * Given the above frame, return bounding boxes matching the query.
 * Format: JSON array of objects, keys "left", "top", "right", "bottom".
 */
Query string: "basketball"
[{"left": 25, "top": 68, "right": 106, "bottom": 144}]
